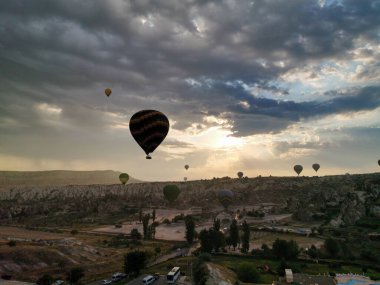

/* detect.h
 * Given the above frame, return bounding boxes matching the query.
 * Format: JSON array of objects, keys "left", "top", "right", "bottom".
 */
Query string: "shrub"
[
  {"left": 369, "top": 275, "right": 380, "bottom": 281},
  {"left": 198, "top": 253, "right": 212, "bottom": 262},
  {"left": 172, "top": 213, "right": 185, "bottom": 222},
  {"left": 328, "top": 262, "right": 341, "bottom": 270},
  {"left": 36, "top": 274, "right": 53, "bottom": 285},
  {"left": 163, "top": 218, "right": 171, "bottom": 225},
  {"left": 8, "top": 240, "right": 16, "bottom": 247},
  {"left": 70, "top": 229, "right": 78, "bottom": 235},
  {"left": 237, "top": 262, "right": 260, "bottom": 283},
  {"left": 192, "top": 258, "right": 209, "bottom": 285},
  {"left": 131, "top": 228, "right": 142, "bottom": 241}
]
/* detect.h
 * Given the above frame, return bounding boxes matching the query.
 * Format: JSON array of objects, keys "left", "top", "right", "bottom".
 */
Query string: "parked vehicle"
[
  {"left": 101, "top": 280, "right": 112, "bottom": 285},
  {"left": 167, "top": 267, "right": 180, "bottom": 284},
  {"left": 142, "top": 275, "right": 156, "bottom": 284},
  {"left": 112, "top": 272, "right": 126, "bottom": 282}
]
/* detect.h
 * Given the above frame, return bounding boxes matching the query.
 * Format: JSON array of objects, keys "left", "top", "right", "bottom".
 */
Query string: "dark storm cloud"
[
  {"left": 0, "top": 0, "right": 379, "bottom": 138},
  {"left": 228, "top": 84, "right": 380, "bottom": 136}
]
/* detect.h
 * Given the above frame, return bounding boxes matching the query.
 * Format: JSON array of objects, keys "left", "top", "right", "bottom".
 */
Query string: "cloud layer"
[{"left": 0, "top": 0, "right": 379, "bottom": 179}]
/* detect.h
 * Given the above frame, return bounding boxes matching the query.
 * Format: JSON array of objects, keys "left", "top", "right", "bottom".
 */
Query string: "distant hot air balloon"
[
  {"left": 185, "top": 165, "right": 189, "bottom": 170},
  {"left": 119, "top": 173, "right": 129, "bottom": 184},
  {"left": 378, "top": 159, "right": 380, "bottom": 166},
  {"left": 218, "top": 190, "right": 234, "bottom": 210},
  {"left": 312, "top": 163, "right": 320, "bottom": 172},
  {"left": 184, "top": 177, "right": 187, "bottom": 181},
  {"left": 294, "top": 165, "right": 303, "bottom": 176},
  {"left": 163, "top": 185, "right": 181, "bottom": 204},
  {"left": 237, "top": 171, "right": 243, "bottom": 179},
  {"left": 129, "top": 110, "right": 169, "bottom": 159},
  {"left": 105, "top": 88, "right": 112, "bottom": 97}
]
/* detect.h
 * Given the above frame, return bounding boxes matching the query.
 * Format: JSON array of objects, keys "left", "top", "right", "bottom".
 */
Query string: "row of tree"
[{"left": 185, "top": 217, "right": 251, "bottom": 253}]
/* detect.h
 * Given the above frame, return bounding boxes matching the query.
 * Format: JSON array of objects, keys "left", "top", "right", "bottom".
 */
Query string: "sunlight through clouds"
[{"left": 1, "top": 0, "right": 379, "bottom": 180}]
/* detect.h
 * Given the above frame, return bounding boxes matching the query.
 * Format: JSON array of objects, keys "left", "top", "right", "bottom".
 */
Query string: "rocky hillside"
[
  {"left": 0, "top": 173, "right": 379, "bottom": 227},
  {"left": 0, "top": 170, "right": 141, "bottom": 192}
]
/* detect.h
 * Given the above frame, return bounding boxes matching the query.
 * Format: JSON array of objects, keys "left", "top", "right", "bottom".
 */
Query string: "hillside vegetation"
[{"left": 1, "top": 172, "right": 379, "bottom": 228}]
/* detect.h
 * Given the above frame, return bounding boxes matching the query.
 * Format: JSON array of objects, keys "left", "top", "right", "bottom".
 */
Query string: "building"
[{"left": 285, "top": 269, "right": 293, "bottom": 283}]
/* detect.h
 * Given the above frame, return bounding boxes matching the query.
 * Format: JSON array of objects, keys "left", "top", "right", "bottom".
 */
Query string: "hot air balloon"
[
  {"left": 185, "top": 165, "right": 189, "bottom": 170},
  {"left": 378, "top": 159, "right": 380, "bottom": 166},
  {"left": 237, "top": 171, "right": 243, "bottom": 179},
  {"left": 129, "top": 110, "right": 169, "bottom": 159},
  {"left": 105, "top": 88, "right": 112, "bottom": 97},
  {"left": 294, "top": 165, "right": 303, "bottom": 176},
  {"left": 184, "top": 177, "right": 187, "bottom": 181},
  {"left": 312, "top": 163, "right": 320, "bottom": 172},
  {"left": 218, "top": 190, "right": 234, "bottom": 210},
  {"left": 119, "top": 173, "right": 129, "bottom": 184},
  {"left": 163, "top": 185, "right": 181, "bottom": 204}
]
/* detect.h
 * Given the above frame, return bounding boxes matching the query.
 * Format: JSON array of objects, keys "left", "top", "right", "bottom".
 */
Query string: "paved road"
[
  {"left": 126, "top": 275, "right": 166, "bottom": 285},
  {"left": 87, "top": 248, "right": 188, "bottom": 285}
]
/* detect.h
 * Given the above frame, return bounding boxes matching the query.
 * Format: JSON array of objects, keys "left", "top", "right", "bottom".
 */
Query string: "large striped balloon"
[{"left": 129, "top": 110, "right": 169, "bottom": 159}]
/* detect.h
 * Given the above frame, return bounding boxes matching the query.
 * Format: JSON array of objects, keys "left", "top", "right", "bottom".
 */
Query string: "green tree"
[
  {"left": 229, "top": 220, "right": 240, "bottom": 250},
  {"left": 308, "top": 245, "right": 318, "bottom": 259},
  {"left": 324, "top": 238, "right": 340, "bottom": 258},
  {"left": 226, "top": 236, "right": 232, "bottom": 249},
  {"left": 131, "top": 228, "right": 142, "bottom": 241},
  {"left": 272, "top": 239, "right": 299, "bottom": 260},
  {"left": 288, "top": 240, "right": 300, "bottom": 259},
  {"left": 273, "top": 239, "right": 288, "bottom": 259},
  {"left": 237, "top": 262, "right": 260, "bottom": 283},
  {"left": 185, "top": 215, "right": 195, "bottom": 244},
  {"left": 150, "top": 223, "right": 156, "bottom": 239},
  {"left": 213, "top": 218, "right": 221, "bottom": 231},
  {"left": 277, "top": 259, "right": 288, "bottom": 276},
  {"left": 261, "top": 243, "right": 273, "bottom": 258},
  {"left": 199, "top": 229, "right": 213, "bottom": 253},
  {"left": 146, "top": 225, "right": 152, "bottom": 239},
  {"left": 210, "top": 228, "right": 226, "bottom": 252},
  {"left": 67, "top": 267, "right": 84, "bottom": 285},
  {"left": 139, "top": 208, "right": 143, "bottom": 223},
  {"left": 152, "top": 209, "right": 156, "bottom": 222},
  {"left": 124, "top": 251, "right": 147, "bottom": 276},
  {"left": 36, "top": 274, "right": 53, "bottom": 285},
  {"left": 142, "top": 214, "right": 150, "bottom": 239},
  {"left": 241, "top": 220, "right": 250, "bottom": 253}
]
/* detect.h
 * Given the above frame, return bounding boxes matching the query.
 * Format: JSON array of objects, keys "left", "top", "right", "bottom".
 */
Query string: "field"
[{"left": 0, "top": 226, "right": 174, "bottom": 283}]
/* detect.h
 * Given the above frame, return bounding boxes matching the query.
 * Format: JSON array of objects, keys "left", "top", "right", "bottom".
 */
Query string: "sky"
[{"left": 0, "top": 0, "right": 379, "bottom": 181}]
